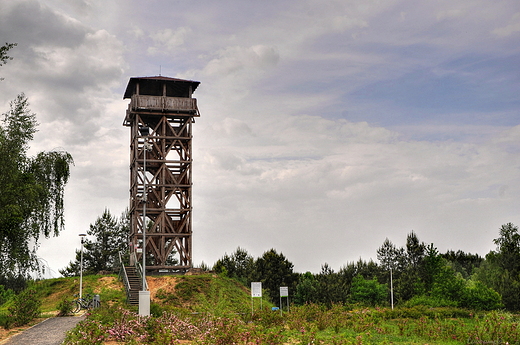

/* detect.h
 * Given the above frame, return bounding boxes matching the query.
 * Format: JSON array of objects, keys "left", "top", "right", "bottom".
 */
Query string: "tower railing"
[
  {"left": 131, "top": 251, "right": 148, "bottom": 290},
  {"left": 118, "top": 252, "right": 132, "bottom": 301},
  {"left": 130, "top": 95, "right": 198, "bottom": 114}
]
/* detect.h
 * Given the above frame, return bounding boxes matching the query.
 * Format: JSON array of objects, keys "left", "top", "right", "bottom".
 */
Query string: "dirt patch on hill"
[
  {"left": 93, "top": 276, "right": 120, "bottom": 294},
  {"left": 147, "top": 276, "right": 180, "bottom": 301}
]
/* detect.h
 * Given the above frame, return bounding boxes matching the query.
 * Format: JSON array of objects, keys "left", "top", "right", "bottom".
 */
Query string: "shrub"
[
  {"left": 251, "top": 308, "right": 285, "bottom": 328},
  {"left": 350, "top": 275, "right": 387, "bottom": 306},
  {"left": 0, "top": 313, "right": 10, "bottom": 329},
  {"left": 64, "top": 318, "right": 106, "bottom": 345},
  {"left": 384, "top": 305, "right": 473, "bottom": 319},
  {"left": 7, "top": 288, "right": 41, "bottom": 327},
  {"left": 403, "top": 295, "right": 458, "bottom": 308},
  {"left": 57, "top": 298, "right": 75, "bottom": 316},
  {"left": 0, "top": 285, "right": 14, "bottom": 306},
  {"left": 461, "top": 281, "right": 503, "bottom": 310}
]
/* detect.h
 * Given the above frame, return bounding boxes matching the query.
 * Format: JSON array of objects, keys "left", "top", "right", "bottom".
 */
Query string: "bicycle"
[{"left": 72, "top": 293, "right": 101, "bottom": 313}]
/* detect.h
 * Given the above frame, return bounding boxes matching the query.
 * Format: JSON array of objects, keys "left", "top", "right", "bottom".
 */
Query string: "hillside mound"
[
  {"left": 147, "top": 274, "right": 253, "bottom": 313},
  {"left": 29, "top": 273, "right": 255, "bottom": 314}
]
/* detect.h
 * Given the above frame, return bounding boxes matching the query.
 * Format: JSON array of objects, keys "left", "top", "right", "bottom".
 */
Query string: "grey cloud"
[
  {"left": 1, "top": 1, "right": 86, "bottom": 50},
  {"left": 1, "top": 0, "right": 125, "bottom": 146}
]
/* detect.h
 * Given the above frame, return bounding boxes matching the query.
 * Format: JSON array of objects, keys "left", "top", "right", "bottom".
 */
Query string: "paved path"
[{"left": 2, "top": 316, "right": 85, "bottom": 345}]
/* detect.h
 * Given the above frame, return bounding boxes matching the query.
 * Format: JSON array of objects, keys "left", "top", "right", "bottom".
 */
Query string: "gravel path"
[{"left": 1, "top": 316, "right": 85, "bottom": 345}]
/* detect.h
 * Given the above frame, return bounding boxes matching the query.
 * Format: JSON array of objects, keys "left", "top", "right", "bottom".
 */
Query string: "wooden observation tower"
[{"left": 123, "top": 76, "right": 200, "bottom": 272}]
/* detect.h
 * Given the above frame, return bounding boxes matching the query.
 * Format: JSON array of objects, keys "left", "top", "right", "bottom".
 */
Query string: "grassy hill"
[
  {"left": 38, "top": 275, "right": 126, "bottom": 313},
  {"left": 8, "top": 274, "right": 520, "bottom": 344},
  {"left": 1, "top": 272, "right": 259, "bottom": 315},
  {"left": 147, "top": 274, "right": 259, "bottom": 314},
  {"left": 0, "top": 272, "right": 263, "bottom": 343}
]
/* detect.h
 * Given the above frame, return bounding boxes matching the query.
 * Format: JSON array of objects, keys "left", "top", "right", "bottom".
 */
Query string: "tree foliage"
[
  {"left": 475, "top": 223, "right": 520, "bottom": 310},
  {"left": 376, "top": 232, "right": 427, "bottom": 303},
  {"left": 294, "top": 271, "right": 319, "bottom": 305},
  {"left": 213, "top": 247, "right": 298, "bottom": 304},
  {"left": 293, "top": 259, "right": 384, "bottom": 307},
  {"left": 315, "top": 263, "right": 348, "bottom": 306},
  {"left": 493, "top": 222, "right": 520, "bottom": 275},
  {"left": 0, "top": 94, "right": 73, "bottom": 280},
  {"left": 441, "top": 250, "right": 483, "bottom": 279},
  {"left": 375, "top": 232, "right": 500, "bottom": 310},
  {"left": 377, "top": 238, "right": 402, "bottom": 270},
  {"left": 252, "top": 248, "right": 297, "bottom": 304},
  {"left": 350, "top": 275, "right": 387, "bottom": 306},
  {"left": 213, "top": 247, "right": 254, "bottom": 285},
  {"left": 0, "top": 43, "right": 16, "bottom": 67},
  {"left": 210, "top": 225, "right": 513, "bottom": 311},
  {"left": 60, "top": 209, "right": 128, "bottom": 276},
  {"left": 0, "top": 42, "right": 16, "bottom": 81}
]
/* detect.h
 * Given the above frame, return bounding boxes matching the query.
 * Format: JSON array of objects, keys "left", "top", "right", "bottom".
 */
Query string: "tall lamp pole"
[
  {"left": 139, "top": 126, "right": 151, "bottom": 316},
  {"left": 79, "top": 233, "right": 87, "bottom": 299},
  {"left": 390, "top": 266, "right": 394, "bottom": 310}
]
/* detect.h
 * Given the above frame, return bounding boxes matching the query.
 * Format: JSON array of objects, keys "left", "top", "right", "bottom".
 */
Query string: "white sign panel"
[
  {"left": 251, "top": 282, "right": 262, "bottom": 297},
  {"left": 280, "top": 286, "right": 289, "bottom": 297}
]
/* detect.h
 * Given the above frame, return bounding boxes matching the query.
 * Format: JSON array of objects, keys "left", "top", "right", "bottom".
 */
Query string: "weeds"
[
  {"left": 57, "top": 298, "right": 75, "bottom": 316},
  {"left": 62, "top": 301, "right": 520, "bottom": 345},
  {"left": 7, "top": 288, "right": 41, "bottom": 328},
  {"left": 56, "top": 274, "right": 520, "bottom": 344}
]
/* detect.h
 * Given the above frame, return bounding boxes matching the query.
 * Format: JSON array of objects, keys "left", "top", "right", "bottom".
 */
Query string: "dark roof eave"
[{"left": 123, "top": 76, "right": 200, "bottom": 99}]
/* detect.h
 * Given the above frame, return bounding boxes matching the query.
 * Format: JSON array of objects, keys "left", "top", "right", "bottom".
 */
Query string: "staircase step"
[{"left": 122, "top": 266, "right": 144, "bottom": 305}]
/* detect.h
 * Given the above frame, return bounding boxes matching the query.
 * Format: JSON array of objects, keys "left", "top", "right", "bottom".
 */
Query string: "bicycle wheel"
[{"left": 72, "top": 300, "right": 82, "bottom": 313}]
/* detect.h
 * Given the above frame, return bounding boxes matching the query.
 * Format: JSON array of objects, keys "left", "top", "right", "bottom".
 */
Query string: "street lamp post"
[
  {"left": 390, "top": 266, "right": 394, "bottom": 310},
  {"left": 79, "top": 233, "right": 87, "bottom": 299},
  {"left": 139, "top": 126, "right": 151, "bottom": 316}
]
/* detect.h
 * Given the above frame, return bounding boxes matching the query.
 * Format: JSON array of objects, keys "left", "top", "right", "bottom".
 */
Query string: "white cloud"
[
  {"left": 436, "top": 9, "right": 464, "bottom": 21},
  {"left": 29, "top": 29, "right": 123, "bottom": 84},
  {"left": 202, "top": 45, "right": 280, "bottom": 77},
  {"left": 148, "top": 27, "right": 192, "bottom": 55},
  {"left": 0, "top": 1, "right": 125, "bottom": 118},
  {"left": 194, "top": 116, "right": 520, "bottom": 270},
  {"left": 128, "top": 25, "right": 145, "bottom": 39},
  {"left": 492, "top": 12, "right": 520, "bottom": 37}
]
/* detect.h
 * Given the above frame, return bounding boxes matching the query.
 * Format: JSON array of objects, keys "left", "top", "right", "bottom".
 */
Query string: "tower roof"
[{"left": 123, "top": 76, "right": 200, "bottom": 99}]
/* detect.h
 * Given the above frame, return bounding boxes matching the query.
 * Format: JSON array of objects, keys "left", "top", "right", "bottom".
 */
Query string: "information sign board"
[
  {"left": 251, "top": 282, "right": 262, "bottom": 297},
  {"left": 280, "top": 286, "right": 289, "bottom": 297}
]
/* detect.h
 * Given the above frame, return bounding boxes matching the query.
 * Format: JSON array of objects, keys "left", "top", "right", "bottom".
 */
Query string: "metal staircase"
[
  {"left": 124, "top": 266, "right": 141, "bottom": 305},
  {"left": 119, "top": 252, "right": 146, "bottom": 306}
]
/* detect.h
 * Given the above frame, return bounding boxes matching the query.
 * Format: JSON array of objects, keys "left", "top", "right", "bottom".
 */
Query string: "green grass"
[
  {"left": 63, "top": 301, "right": 520, "bottom": 344},
  {"left": 0, "top": 274, "right": 125, "bottom": 317},
  {"left": 58, "top": 275, "right": 520, "bottom": 344},
  {"left": 5, "top": 274, "right": 520, "bottom": 344},
  {"left": 31, "top": 274, "right": 125, "bottom": 313},
  {"left": 152, "top": 274, "right": 270, "bottom": 317}
]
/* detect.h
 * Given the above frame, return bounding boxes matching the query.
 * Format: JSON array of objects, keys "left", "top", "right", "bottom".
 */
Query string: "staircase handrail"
[
  {"left": 131, "top": 251, "right": 148, "bottom": 290},
  {"left": 119, "top": 251, "right": 132, "bottom": 302}
]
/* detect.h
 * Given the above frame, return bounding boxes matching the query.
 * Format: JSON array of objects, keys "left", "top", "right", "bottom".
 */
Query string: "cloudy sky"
[{"left": 1, "top": 0, "right": 519, "bottom": 276}]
